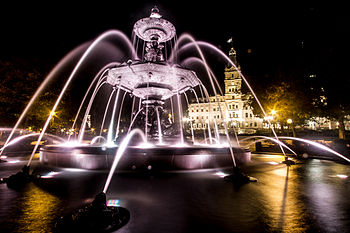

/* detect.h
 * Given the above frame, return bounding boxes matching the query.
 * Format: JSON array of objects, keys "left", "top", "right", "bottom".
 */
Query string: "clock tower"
[{"left": 224, "top": 46, "right": 242, "bottom": 100}]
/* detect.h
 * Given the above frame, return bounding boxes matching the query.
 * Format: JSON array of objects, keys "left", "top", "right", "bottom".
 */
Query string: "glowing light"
[
  {"left": 287, "top": 118, "right": 293, "bottom": 124},
  {"left": 63, "top": 168, "right": 87, "bottom": 172},
  {"left": 103, "top": 141, "right": 116, "bottom": 147},
  {"left": 58, "top": 141, "right": 85, "bottom": 147},
  {"left": 107, "top": 199, "right": 120, "bottom": 207},
  {"left": 172, "top": 143, "right": 188, "bottom": 147},
  {"left": 136, "top": 142, "right": 154, "bottom": 148},
  {"left": 270, "top": 109, "right": 276, "bottom": 115},
  {"left": 209, "top": 143, "right": 229, "bottom": 148},
  {"left": 49, "top": 111, "right": 57, "bottom": 117},
  {"left": 0, "top": 133, "right": 40, "bottom": 151},
  {"left": 336, "top": 174, "right": 348, "bottom": 179},
  {"left": 8, "top": 160, "right": 21, "bottom": 164},
  {"left": 41, "top": 171, "right": 61, "bottom": 179},
  {"left": 0, "top": 155, "right": 7, "bottom": 159},
  {"left": 214, "top": 171, "right": 229, "bottom": 178},
  {"left": 268, "top": 161, "right": 279, "bottom": 165}
]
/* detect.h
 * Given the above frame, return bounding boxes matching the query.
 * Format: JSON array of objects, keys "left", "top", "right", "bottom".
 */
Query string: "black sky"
[{"left": 0, "top": 1, "right": 348, "bottom": 82}]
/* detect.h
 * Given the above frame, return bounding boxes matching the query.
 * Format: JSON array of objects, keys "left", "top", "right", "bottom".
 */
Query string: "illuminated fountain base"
[{"left": 40, "top": 144, "right": 251, "bottom": 171}]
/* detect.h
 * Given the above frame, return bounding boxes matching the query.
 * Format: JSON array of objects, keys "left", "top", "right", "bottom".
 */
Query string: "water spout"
[
  {"left": 28, "top": 30, "right": 134, "bottom": 166},
  {"left": 103, "top": 129, "right": 147, "bottom": 193},
  {"left": 0, "top": 43, "right": 88, "bottom": 155}
]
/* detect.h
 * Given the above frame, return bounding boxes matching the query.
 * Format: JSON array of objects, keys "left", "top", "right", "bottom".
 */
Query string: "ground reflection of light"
[
  {"left": 16, "top": 183, "right": 61, "bottom": 232},
  {"left": 8, "top": 160, "right": 21, "bottom": 164},
  {"left": 214, "top": 171, "right": 229, "bottom": 178},
  {"left": 336, "top": 174, "right": 348, "bottom": 179},
  {"left": 0, "top": 155, "right": 7, "bottom": 159},
  {"left": 107, "top": 199, "right": 120, "bottom": 207},
  {"left": 63, "top": 168, "right": 87, "bottom": 172},
  {"left": 268, "top": 161, "right": 280, "bottom": 165},
  {"left": 273, "top": 167, "right": 288, "bottom": 177},
  {"left": 257, "top": 154, "right": 285, "bottom": 159},
  {"left": 41, "top": 171, "right": 61, "bottom": 178}
]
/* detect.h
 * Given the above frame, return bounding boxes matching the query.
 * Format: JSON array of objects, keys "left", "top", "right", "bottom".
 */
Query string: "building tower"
[
  {"left": 224, "top": 46, "right": 242, "bottom": 100},
  {"left": 187, "top": 41, "right": 263, "bottom": 134}
]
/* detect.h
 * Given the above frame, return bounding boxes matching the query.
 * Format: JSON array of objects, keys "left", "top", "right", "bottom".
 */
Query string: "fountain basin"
[{"left": 40, "top": 145, "right": 250, "bottom": 171}]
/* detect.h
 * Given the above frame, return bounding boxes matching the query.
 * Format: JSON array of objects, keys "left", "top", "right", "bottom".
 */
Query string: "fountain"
[
  {"left": 38, "top": 6, "right": 251, "bottom": 173},
  {"left": 35, "top": 7, "right": 255, "bottom": 231}
]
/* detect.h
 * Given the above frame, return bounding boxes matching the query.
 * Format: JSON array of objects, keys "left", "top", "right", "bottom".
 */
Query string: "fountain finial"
[{"left": 150, "top": 6, "right": 162, "bottom": 18}]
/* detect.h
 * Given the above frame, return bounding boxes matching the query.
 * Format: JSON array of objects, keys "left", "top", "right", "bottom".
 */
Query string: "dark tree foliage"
[{"left": 0, "top": 59, "right": 73, "bottom": 130}]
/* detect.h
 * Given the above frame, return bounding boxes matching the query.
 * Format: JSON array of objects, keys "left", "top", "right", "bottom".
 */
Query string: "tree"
[
  {"left": 0, "top": 58, "right": 74, "bottom": 131},
  {"left": 255, "top": 81, "right": 314, "bottom": 137}
]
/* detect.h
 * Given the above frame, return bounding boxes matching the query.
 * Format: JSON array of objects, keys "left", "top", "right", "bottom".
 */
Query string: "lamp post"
[
  {"left": 49, "top": 111, "right": 57, "bottom": 129},
  {"left": 287, "top": 118, "right": 292, "bottom": 136}
]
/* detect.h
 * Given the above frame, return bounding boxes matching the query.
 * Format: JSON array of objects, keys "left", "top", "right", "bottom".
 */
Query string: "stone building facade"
[{"left": 187, "top": 47, "right": 263, "bottom": 134}]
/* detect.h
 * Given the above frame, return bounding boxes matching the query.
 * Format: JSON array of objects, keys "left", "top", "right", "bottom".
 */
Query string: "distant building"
[{"left": 187, "top": 46, "right": 263, "bottom": 134}]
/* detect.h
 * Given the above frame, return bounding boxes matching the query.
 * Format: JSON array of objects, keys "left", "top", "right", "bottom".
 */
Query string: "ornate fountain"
[{"left": 39, "top": 7, "right": 251, "bottom": 171}]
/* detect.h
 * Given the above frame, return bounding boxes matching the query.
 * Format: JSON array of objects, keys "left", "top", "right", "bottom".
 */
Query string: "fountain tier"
[
  {"left": 107, "top": 61, "right": 200, "bottom": 100},
  {"left": 36, "top": 6, "right": 250, "bottom": 173},
  {"left": 40, "top": 145, "right": 250, "bottom": 171}
]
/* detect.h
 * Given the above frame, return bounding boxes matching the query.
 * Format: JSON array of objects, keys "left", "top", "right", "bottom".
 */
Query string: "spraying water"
[
  {"left": 103, "top": 129, "right": 147, "bottom": 193},
  {"left": 27, "top": 30, "right": 133, "bottom": 166},
  {"left": 0, "top": 43, "right": 88, "bottom": 156},
  {"left": 240, "top": 136, "right": 297, "bottom": 155},
  {"left": 278, "top": 137, "right": 350, "bottom": 163},
  {"left": 175, "top": 38, "right": 287, "bottom": 158}
]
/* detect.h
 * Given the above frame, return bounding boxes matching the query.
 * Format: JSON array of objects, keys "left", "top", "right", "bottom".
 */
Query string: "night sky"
[{"left": 0, "top": 1, "right": 348, "bottom": 86}]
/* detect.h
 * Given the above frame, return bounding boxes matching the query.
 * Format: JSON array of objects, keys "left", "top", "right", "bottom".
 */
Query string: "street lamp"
[
  {"left": 287, "top": 118, "right": 293, "bottom": 136},
  {"left": 49, "top": 111, "right": 57, "bottom": 128}
]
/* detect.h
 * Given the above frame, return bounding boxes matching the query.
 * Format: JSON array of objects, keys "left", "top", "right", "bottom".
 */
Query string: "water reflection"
[
  {"left": 16, "top": 184, "right": 62, "bottom": 233},
  {"left": 0, "top": 157, "right": 349, "bottom": 232},
  {"left": 305, "top": 159, "right": 350, "bottom": 232}
]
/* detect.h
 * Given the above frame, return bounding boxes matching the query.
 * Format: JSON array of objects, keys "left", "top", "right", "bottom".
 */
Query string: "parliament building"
[{"left": 187, "top": 46, "right": 263, "bottom": 134}]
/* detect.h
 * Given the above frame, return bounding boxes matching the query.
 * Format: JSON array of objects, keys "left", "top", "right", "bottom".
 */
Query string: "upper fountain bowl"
[{"left": 133, "top": 6, "right": 176, "bottom": 42}]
